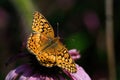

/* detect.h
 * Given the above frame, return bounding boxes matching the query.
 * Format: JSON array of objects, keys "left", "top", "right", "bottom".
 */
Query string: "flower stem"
[{"left": 105, "top": 0, "right": 116, "bottom": 79}]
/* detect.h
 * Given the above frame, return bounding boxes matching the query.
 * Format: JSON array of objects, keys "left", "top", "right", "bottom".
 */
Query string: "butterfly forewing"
[
  {"left": 32, "top": 11, "right": 54, "bottom": 38},
  {"left": 27, "top": 32, "right": 51, "bottom": 55}
]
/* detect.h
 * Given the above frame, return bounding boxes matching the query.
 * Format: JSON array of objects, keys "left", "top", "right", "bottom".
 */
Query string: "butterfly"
[{"left": 27, "top": 11, "right": 77, "bottom": 73}]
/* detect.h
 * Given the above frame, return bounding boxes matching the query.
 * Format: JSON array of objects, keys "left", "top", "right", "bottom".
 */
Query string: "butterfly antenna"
[{"left": 57, "top": 22, "right": 59, "bottom": 37}]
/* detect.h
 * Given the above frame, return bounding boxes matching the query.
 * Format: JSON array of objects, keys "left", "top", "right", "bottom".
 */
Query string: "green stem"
[{"left": 11, "top": 0, "right": 36, "bottom": 32}]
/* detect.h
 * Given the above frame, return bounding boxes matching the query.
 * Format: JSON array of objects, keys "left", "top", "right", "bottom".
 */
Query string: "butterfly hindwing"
[
  {"left": 36, "top": 47, "right": 56, "bottom": 67},
  {"left": 55, "top": 41, "right": 77, "bottom": 73}
]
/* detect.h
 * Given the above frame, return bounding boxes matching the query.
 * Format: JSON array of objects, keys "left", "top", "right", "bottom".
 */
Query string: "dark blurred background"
[{"left": 0, "top": 0, "right": 120, "bottom": 80}]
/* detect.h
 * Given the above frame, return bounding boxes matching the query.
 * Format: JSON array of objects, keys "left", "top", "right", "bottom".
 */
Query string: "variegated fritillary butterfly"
[{"left": 27, "top": 11, "right": 77, "bottom": 73}]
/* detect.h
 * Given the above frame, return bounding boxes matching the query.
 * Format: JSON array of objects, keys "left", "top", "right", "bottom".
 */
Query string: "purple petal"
[
  {"left": 15, "top": 64, "right": 31, "bottom": 74},
  {"left": 29, "top": 74, "right": 59, "bottom": 80},
  {"left": 29, "top": 73, "right": 66, "bottom": 80},
  {"left": 68, "top": 49, "right": 80, "bottom": 60},
  {"left": 45, "top": 76, "right": 54, "bottom": 80},
  {"left": 29, "top": 74, "right": 50, "bottom": 80},
  {"left": 19, "top": 66, "right": 33, "bottom": 80},
  {"left": 28, "top": 74, "right": 42, "bottom": 80},
  {"left": 64, "top": 64, "right": 91, "bottom": 80},
  {"left": 5, "top": 69, "right": 18, "bottom": 80},
  {"left": 5, "top": 64, "right": 31, "bottom": 80}
]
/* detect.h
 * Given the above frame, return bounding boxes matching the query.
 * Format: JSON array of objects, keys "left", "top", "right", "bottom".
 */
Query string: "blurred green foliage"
[{"left": 65, "top": 32, "right": 91, "bottom": 52}]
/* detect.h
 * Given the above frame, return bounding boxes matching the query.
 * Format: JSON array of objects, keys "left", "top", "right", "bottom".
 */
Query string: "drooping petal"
[
  {"left": 19, "top": 66, "right": 33, "bottom": 80},
  {"left": 64, "top": 64, "right": 91, "bottom": 80},
  {"left": 5, "top": 69, "right": 18, "bottom": 80},
  {"left": 28, "top": 73, "right": 44, "bottom": 80},
  {"left": 5, "top": 64, "right": 30, "bottom": 80},
  {"left": 68, "top": 49, "right": 80, "bottom": 60}
]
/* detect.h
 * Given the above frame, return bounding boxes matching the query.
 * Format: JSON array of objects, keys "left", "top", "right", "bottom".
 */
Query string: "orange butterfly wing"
[
  {"left": 32, "top": 11, "right": 54, "bottom": 38},
  {"left": 27, "top": 11, "right": 54, "bottom": 54},
  {"left": 55, "top": 41, "right": 77, "bottom": 73}
]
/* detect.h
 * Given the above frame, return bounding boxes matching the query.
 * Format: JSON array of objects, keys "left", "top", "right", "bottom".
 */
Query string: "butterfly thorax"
[{"left": 41, "top": 36, "right": 60, "bottom": 52}]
